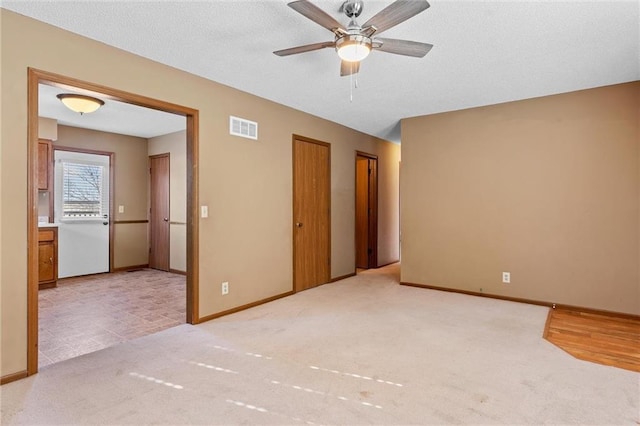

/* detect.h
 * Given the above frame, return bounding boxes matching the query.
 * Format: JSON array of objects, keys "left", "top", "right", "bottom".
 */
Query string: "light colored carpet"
[{"left": 2, "top": 264, "right": 638, "bottom": 425}]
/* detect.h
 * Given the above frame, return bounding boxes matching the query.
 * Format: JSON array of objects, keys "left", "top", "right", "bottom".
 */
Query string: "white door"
[{"left": 54, "top": 150, "right": 110, "bottom": 278}]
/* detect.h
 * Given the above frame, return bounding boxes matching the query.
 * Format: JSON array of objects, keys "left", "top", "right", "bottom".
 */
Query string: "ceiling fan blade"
[
  {"left": 363, "top": 0, "right": 430, "bottom": 35},
  {"left": 274, "top": 41, "right": 335, "bottom": 57},
  {"left": 374, "top": 37, "right": 433, "bottom": 57},
  {"left": 288, "top": 0, "right": 346, "bottom": 35},
  {"left": 340, "top": 60, "right": 360, "bottom": 77}
]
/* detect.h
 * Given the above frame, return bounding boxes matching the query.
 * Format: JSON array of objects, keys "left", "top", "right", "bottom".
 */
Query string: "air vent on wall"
[{"left": 230, "top": 116, "right": 258, "bottom": 140}]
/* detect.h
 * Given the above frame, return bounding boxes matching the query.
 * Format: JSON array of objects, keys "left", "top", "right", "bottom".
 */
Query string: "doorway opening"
[
  {"left": 355, "top": 151, "right": 378, "bottom": 271},
  {"left": 27, "top": 68, "right": 200, "bottom": 375}
]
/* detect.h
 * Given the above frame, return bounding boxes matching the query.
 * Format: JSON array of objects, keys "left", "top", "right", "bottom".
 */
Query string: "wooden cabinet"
[
  {"left": 38, "top": 139, "right": 52, "bottom": 191},
  {"left": 38, "top": 227, "right": 58, "bottom": 289}
]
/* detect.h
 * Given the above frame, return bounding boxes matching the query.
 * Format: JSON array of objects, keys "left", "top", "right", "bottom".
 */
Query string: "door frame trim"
[
  {"left": 292, "top": 134, "right": 331, "bottom": 292},
  {"left": 27, "top": 68, "right": 200, "bottom": 375},
  {"left": 53, "top": 145, "right": 115, "bottom": 273},
  {"left": 355, "top": 151, "right": 378, "bottom": 269}
]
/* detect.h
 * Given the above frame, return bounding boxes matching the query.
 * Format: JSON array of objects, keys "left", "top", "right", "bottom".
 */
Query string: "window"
[{"left": 61, "top": 162, "right": 104, "bottom": 218}]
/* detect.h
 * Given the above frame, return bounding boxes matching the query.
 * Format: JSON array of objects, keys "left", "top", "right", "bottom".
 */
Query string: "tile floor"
[{"left": 38, "top": 269, "right": 185, "bottom": 368}]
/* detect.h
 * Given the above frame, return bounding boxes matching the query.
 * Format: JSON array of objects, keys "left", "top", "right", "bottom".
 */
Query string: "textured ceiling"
[{"left": 4, "top": 0, "right": 640, "bottom": 142}]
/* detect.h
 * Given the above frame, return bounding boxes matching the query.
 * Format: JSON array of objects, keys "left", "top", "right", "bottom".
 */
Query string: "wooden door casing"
[
  {"left": 293, "top": 136, "right": 331, "bottom": 292},
  {"left": 149, "top": 154, "right": 170, "bottom": 271}
]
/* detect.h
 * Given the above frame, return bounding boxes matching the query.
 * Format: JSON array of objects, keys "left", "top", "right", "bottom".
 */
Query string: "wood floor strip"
[{"left": 544, "top": 308, "right": 640, "bottom": 372}]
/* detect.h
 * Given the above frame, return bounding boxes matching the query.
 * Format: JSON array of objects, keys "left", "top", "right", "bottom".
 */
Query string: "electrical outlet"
[
  {"left": 502, "top": 272, "right": 511, "bottom": 284},
  {"left": 118, "top": 205, "right": 125, "bottom": 213},
  {"left": 221, "top": 281, "right": 229, "bottom": 295}
]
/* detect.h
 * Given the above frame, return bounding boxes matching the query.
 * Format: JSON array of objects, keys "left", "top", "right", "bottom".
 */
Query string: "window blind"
[{"left": 62, "top": 162, "right": 104, "bottom": 218}]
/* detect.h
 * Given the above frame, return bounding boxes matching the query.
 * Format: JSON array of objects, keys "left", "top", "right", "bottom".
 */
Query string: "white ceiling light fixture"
[
  {"left": 336, "top": 35, "right": 371, "bottom": 62},
  {"left": 56, "top": 93, "right": 105, "bottom": 115}
]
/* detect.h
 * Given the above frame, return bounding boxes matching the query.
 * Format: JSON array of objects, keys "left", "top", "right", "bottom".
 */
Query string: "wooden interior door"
[
  {"left": 356, "top": 156, "right": 369, "bottom": 268},
  {"left": 293, "top": 136, "right": 330, "bottom": 292},
  {"left": 149, "top": 154, "right": 170, "bottom": 271},
  {"left": 355, "top": 153, "right": 378, "bottom": 269}
]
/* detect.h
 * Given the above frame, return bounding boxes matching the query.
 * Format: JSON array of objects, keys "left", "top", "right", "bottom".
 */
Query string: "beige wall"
[
  {"left": 401, "top": 82, "right": 640, "bottom": 315},
  {"left": 54, "top": 125, "right": 150, "bottom": 269},
  {"left": 38, "top": 117, "right": 57, "bottom": 140},
  {"left": 376, "top": 141, "right": 401, "bottom": 266},
  {"left": 149, "top": 130, "right": 187, "bottom": 272},
  {"left": 113, "top": 223, "right": 149, "bottom": 268},
  {"left": 0, "top": 10, "right": 400, "bottom": 377}
]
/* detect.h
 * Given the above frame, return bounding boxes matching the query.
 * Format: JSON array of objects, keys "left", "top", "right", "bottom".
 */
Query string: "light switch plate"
[{"left": 201, "top": 205, "right": 208, "bottom": 218}]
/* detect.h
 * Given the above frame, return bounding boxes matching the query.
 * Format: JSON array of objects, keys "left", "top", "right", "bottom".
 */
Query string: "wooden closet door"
[
  {"left": 293, "top": 137, "right": 331, "bottom": 292},
  {"left": 149, "top": 154, "right": 170, "bottom": 271}
]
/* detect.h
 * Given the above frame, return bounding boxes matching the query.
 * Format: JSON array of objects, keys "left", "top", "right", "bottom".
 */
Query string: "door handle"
[
  {"left": 103, "top": 221, "right": 109, "bottom": 225},
  {"left": 163, "top": 218, "right": 169, "bottom": 222},
  {"left": 295, "top": 222, "right": 303, "bottom": 228}
]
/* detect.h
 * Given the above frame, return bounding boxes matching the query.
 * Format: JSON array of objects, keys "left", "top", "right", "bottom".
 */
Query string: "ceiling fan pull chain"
[{"left": 350, "top": 70, "right": 353, "bottom": 102}]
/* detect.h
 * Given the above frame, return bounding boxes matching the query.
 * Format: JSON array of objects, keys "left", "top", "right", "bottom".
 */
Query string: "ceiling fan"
[{"left": 274, "top": 0, "right": 433, "bottom": 77}]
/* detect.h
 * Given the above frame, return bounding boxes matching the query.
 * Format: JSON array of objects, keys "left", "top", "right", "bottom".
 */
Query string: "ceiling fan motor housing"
[{"left": 342, "top": 0, "right": 364, "bottom": 18}]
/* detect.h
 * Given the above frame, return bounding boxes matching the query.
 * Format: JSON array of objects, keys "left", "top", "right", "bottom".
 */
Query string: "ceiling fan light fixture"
[
  {"left": 56, "top": 93, "right": 105, "bottom": 115},
  {"left": 336, "top": 35, "right": 371, "bottom": 62}
]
